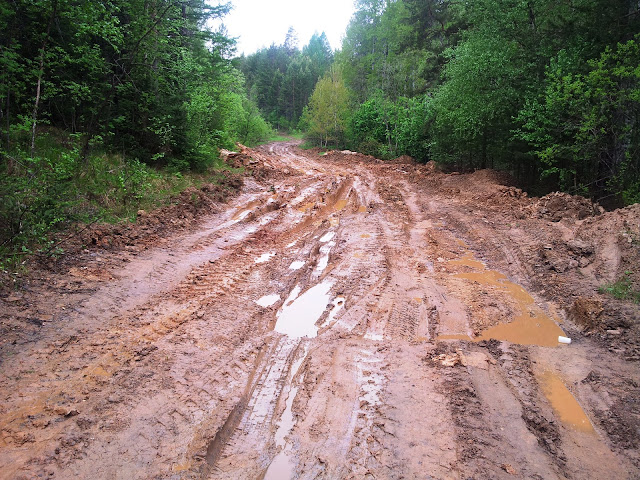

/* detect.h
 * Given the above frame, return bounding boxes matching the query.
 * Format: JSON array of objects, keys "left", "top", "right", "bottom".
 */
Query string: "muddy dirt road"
[{"left": 1, "top": 142, "right": 639, "bottom": 479}]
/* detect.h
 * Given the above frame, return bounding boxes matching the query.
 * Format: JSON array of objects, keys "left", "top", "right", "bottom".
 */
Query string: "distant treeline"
[{"left": 292, "top": 0, "right": 639, "bottom": 206}]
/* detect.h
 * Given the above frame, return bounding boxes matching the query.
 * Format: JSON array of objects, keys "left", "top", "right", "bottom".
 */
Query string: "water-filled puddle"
[
  {"left": 264, "top": 346, "right": 309, "bottom": 480},
  {"left": 289, "top": 260, "right": 305, "bottom": 270},
  {"left": 358, "top": 205, "right": 367, "bottom": 213},
  {"left": 437, "top": 334, "right": 473, "bottom": 341},
  {"left": 255, "top": 252, "right": 276, "bottom": 264},
  {"left": 255, "top": 294, "right": 281, "bottom": 308},
  {"left": 297, "top": 202, "right": 315, "bottom": 213},
  {"left": 319, "top": 231, "right": 335, "bottom": 243},
  {"left": 232, "top": 199, "right": 262, "bottom": 220},
  {"left": 450, "top": 253, "right": 565, "bottom": 347},
  {"left": 315, "top": 242, "right": 335, "bottom": 275},
  {"left": 539, "top": 371, "right": 594, "bottom": 433},
  {"left": 333, "top": 199, "right": 348, "bottom": 211},
  {"left": 449, "top": 254, "right": 486, "bottom": 270},
  {"left": 274, "top": 282, "right": 333, "bottom": 338},
  {"left": 319, "top": 297, "right": 345, "bottom": 329}
]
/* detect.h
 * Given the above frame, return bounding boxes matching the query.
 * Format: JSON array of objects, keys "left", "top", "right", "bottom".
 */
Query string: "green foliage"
[
  {"left": 431, "top": 32, "right": 522, "bottom": 168},
  {"left": 0, "top": 130, "right": 235, "bottom": 269},
  {"left": 599, "top": 272, "right": 640, "bottom": 303},
  {"left": 318, "top": 0, "right": 639, "bottom": 204},
  {"left": 1, "top": 0, "right": 270, "bottom": 173},
  {"left": 237, "top": 31, "right": 334, "bottom": 131},
  {"left": 305, "top": 67, "right": 350, "bottom": 148},
  {"left": 517, "top": 36, "right": 640, "bottom": 202},
  {"left": 349, "top": 93, "right": 431, "bottom": 159}
]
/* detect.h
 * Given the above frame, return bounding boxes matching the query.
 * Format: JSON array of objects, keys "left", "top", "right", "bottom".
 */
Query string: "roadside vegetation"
[
  {"left": 0, "top": 0, "right": 269, "bottom": 268},
  {"left": 599, "top": 271, "right": 640, "bottom": 304}
]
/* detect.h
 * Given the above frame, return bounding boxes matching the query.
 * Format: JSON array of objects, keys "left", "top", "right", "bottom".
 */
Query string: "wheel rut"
[{"left": 0, "top": 141, "right": 636, "bottom": 480}]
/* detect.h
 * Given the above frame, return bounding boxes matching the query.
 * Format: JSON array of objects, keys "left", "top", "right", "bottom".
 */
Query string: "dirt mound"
[
  {"left": 530, "top": 192, "right": 604, "bottom": 221},
  {"left": 469, "top": 168, "right": 517, "bottom": 187},
  {"left": 569, "top": 297, "right": 605, "bottom": 332},
  {"left": 75, "top": 174, "right": 242, "bottom": 253},
  {"left": 224, "top": 144, "right": 295, "bottom": 181},
  {"left": 320, "top": 150, "right": 380, "bottom": 164}
]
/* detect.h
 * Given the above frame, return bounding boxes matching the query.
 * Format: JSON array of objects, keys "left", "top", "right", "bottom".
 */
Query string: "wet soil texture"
[{"left": 1, "top": 142, "right": 640, "bottom": 479}]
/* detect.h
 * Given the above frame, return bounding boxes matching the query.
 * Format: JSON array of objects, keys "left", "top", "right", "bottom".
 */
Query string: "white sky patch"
[{"left": 212, "top": 0, "right": 356, "bottom": 55}]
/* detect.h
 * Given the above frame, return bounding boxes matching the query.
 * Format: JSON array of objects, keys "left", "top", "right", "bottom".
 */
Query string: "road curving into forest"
[{"left": 1, "top": 141, "right": 639, "bottom": 479}]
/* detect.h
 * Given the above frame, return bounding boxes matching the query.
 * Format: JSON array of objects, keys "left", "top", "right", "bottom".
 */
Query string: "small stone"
[
  {"left": 53, "top": 405, "right": 79, "bottom": 417},
  {"left": 502, "top": 463, "right": 517, "bottom": 475}
]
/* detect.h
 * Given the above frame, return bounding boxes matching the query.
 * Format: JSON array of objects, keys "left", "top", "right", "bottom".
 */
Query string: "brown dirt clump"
[
  {"left": 530, "top": 191, "right": 604, "bottom": 221},
  {"left": 569, "top": 297, "right": 605, "bottom": 332}
]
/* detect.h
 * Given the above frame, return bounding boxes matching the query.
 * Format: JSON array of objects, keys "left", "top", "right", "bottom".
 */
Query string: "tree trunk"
[{"left": 30, "top": 0, "right": 58, "bottom": 157}]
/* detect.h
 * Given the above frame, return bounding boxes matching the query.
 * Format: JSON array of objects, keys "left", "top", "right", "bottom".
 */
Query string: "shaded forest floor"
[{"left": 1, "top": 142, "right": 639, "bottom": 479}]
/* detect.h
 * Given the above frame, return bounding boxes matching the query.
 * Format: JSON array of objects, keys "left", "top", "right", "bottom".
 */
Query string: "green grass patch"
[
  {"left": 1, "top": 132, "right": 239, "bottom": 272},
  {"left": 599, "top": 271, "right": 640, "bottom": 303}
]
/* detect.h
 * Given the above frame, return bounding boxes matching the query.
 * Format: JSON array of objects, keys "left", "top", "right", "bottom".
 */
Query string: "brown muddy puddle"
[
  {"left": 437, "top": 334, "right": 474, "bottom": 341},
  {"left": 447, "top": 252, "right": 565, "bottom": 347},
  {"left": 297, "top": 202, "right": 315, "bottom": 213},
  {"left": 333, "top": 199, "right": 348, "bottom": 211},
  {"left": 538, "top": 370, "right": 594, "bottom": 433}
]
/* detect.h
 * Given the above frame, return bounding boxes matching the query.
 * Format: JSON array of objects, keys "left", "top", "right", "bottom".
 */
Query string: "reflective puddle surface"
[
  {"left": 319, "top": 231, "right": 335, "bottom": 243},
  {"left": 255, "top": 294, "right": 281, "bottom": 308},
  {"left": 274, "top": 282, "right": 333, "bottom": 338},
  {"left": 255, "top": 252, "right": 276, "bottom": 264},
  {"left": 538, "top": 370, "right": 594, "bottom": 433},
  {"left": 289, "top": 260, "right": 305, "bottom": 270},
  {"left": 333, "top": 199, "right": 348, "bottom": 211}
]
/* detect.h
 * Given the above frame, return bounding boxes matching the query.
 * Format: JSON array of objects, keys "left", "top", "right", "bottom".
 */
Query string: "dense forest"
[
  {"left": 297, "top": 0, "right": 640, "bottom": 207},
  {"left": 1, "top": 0, "right": 639, "bottom": 266},
  {"left": 0, "top": 0, "right": 271, "bottom": 264}
]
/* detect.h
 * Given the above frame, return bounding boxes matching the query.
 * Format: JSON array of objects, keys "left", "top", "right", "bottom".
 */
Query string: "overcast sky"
[{"left": 213, "top": 0, "right": 356, "bottom": 56}]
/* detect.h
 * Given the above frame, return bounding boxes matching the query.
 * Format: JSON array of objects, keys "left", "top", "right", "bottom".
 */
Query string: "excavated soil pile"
[{"left": 78, "top": 174, "right": 243, "bottom": 253}]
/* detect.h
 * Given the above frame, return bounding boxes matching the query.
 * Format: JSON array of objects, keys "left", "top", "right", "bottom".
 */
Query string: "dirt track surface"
[{"left": 1, "top": 142, "right": 639, "bottom": 479}]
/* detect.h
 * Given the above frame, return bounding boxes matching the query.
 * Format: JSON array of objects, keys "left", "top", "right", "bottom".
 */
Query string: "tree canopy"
[{"left": 308, "top": 0, "right": 640, "bottom": 206}]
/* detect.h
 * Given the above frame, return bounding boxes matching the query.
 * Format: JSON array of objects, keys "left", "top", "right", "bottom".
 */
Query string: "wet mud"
[{"left": 1, "top": 141, "right": 639, "bottom": 479}]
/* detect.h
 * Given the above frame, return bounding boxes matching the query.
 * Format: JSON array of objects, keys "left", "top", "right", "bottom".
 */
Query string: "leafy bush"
[{"left": 0, "top": 130, "right": 232, "bottom": 270}]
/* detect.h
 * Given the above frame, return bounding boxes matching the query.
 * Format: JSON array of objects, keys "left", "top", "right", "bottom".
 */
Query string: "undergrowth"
[
  {"left": 599, "top": 271, "right": 640, "bottom": 303},
  {"left": 0, "top": 131, "right": 236, "bottom": 273}
]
